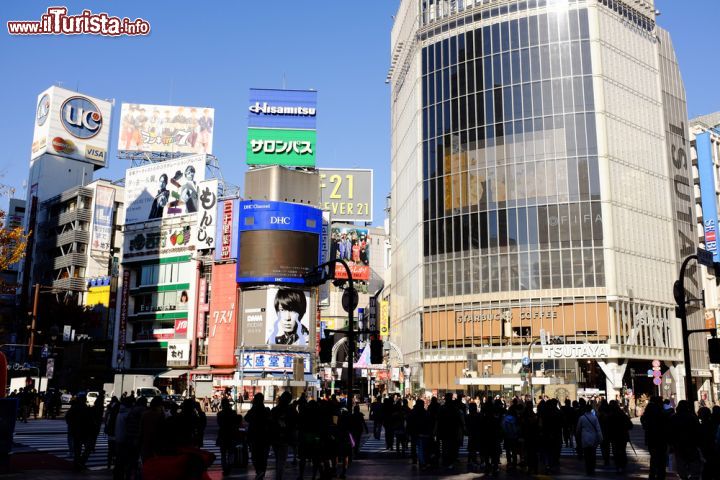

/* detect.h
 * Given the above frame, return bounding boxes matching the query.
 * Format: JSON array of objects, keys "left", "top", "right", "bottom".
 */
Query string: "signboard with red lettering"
[{"left": 207, "top": 263, "right": 237, "bottom": 366}]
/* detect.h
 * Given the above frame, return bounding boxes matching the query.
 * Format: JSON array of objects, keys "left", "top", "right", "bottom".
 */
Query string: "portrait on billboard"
[
  {"left": 119, "top": 103, "right": 215, "bottom": 155},
  {"left": 265, "top": 288, "right": 311, "bottom": 346},
  {"left": 124, "top": 155, "right": 206, "bottom": 224},
  {"left": 330, "top": 226, "right": 370, "bottom": 281}
]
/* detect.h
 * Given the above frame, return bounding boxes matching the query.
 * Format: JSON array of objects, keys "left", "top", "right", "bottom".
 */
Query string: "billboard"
[
  {"left": 330, "top": 225, "right": 370, "bottom": 281},
  {"left": 246, "top": 128, "right": 316, "bottom": 167},
  {"left": 248, "top": 88, "right": 317, "bottom": 130},
  {"left": 240, "top": 287, "right": 314, "bottom": 350},
  {"left": 166, "top": 340, "right": 190, "bottom": 366},
  {"left": 195, "top": 180, "right": 218, "bottom": 250},
  {"left": 238, "top": 351, "right": 312, "bottom": 374},
  {"left": 697, "top": 132, "right": 719, "bottom": 262},
  {"left": 124, "top": 154, "right": 206, "bottom": 224},
  {"left": 31, "top": 86, "right": 113, "bottom": 168},
  {"left": 319, "top": 169, "right": 373, "bottom": 223},
  {"left": 216, "top": 199, "right": 239, "bottom": 260},
  {"left": 123, "top": 220, "right": 197, "bottom": 261},
  {"left": 118, "top": 103, "right": 215, "bottom": 155},
  {"left": 91, "top": 185, "right": 115, "bottom": 254},
  {"left": 207, "top": 263, "right": 237, "bottom": 366},
  {"left": 237, "top": 200, "right": 322, "bottom": 284}
]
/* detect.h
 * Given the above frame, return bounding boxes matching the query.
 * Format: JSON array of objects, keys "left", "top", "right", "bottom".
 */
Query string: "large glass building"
[{"left": 389, "top": 0, "right": 713, "bottom": 401}]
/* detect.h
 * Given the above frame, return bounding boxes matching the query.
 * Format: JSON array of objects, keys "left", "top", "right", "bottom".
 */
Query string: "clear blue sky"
[
  {"left": 0, "top": 1, "right": 717, "bottom": 224},
  {"left": 0, "top": 1, "right": 397, "bottom": 224}
]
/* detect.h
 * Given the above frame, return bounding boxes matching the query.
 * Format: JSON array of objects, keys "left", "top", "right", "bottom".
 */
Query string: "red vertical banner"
[
  {"left": 207, "top": 263, "right": 238, "bottom": 366},
  {"left": 117, "top": 268, "right": 130, "bottom": 362},
  {"left": 196, "top": 278, "right": 208, "bottom": 339}
]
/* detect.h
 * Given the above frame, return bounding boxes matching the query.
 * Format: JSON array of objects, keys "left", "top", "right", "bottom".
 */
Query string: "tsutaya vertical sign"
[
  {"left": 196, "top": 179, "right": 218, "bottom": 250},
  {"left": 658, "top": 28, "right": 700, "bottom": 316},
  {"left": 696, "top": 132, "right": 719, "bottom": 262}
]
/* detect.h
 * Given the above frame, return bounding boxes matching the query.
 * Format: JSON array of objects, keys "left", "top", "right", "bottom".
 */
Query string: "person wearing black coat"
[
  {"left": 216, "top": 398, "right": 239, "bottom": 475},
  {"left": 669, "top": 400, "right": 703, "bottom": 480},
  {"left": 437, "top": 393, "right": 464, "bottom": 470},
  {"left": 641, "top": 396, "right": 670, "bottom": 480},
  {"left": 245, "top": 393, "right": 272, "bottom": 480},
  {"left": 606, "top": 400, "right": 633, "bottom": 473}
]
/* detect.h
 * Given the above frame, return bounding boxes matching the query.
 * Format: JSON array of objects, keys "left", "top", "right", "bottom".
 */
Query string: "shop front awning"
[
  {"left": 157, "top": 369, "right": 190, "bottom": 379},
  {"left": 188, "top": 368, "right": 235, "bottom": 376},
  {"left": 220, "top": 373, "right": 319, "bottom": 388},
  {"left": 456, "top": 376, "right": 565, "bottom": 386}
]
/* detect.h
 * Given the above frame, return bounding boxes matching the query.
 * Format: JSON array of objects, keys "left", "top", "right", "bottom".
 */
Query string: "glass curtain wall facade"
[
  {"left": 419, "top": 2, "right": 610, "bottom": 394},
  {"left": 422, "top": 8, "right": 602, "bottom": 298},
  {"left": 389, "top": 0, "right": 704, "bottom": 399}
]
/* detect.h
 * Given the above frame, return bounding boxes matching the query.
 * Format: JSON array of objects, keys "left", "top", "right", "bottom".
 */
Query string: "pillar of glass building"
[{"left": 389, "top": 0, "right": 711, "bottom": 402}]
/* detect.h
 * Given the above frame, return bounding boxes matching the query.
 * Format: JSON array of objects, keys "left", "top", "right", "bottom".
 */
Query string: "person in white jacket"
[{"left": 576, "top": 404, "right": 603, "bottom": 475}]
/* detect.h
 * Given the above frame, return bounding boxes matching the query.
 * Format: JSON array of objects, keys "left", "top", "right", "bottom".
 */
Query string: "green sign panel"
[{"left": 247, "top": 128, "right": 316, "bottom": 167}]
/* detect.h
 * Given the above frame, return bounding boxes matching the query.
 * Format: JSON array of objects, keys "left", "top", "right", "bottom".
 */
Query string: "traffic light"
[
  {"left": 709, "top": 337, "right": 720, "bottom": 364},
  {"left": 319, "top": 336, "right": 334, "bottom": 363},
  {"left": 370, "top": 338, "right": 383, "bottom": 364}
]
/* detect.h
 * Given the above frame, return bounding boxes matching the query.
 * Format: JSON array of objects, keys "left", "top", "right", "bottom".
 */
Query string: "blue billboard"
[
  {"left": 237, "top": 200, "right": 323, "bottom": 284},
  {"left": 248, "top": 88, "right": 317, "bottom": 130},
  {"left": 697, "top": 132, "right": 719, "bottom": 262}
]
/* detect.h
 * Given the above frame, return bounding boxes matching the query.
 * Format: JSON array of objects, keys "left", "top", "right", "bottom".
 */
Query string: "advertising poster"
[
  {"left": 330, "top": 225, "right": 370, "bottom": 281},
  {"left": 31, "top": 86, "right": 113, "bottom": 168},
  {"left": 265, "top": 287, "right": 312, "bottom": 347},
  {"left": 248, "top": 88, "right": 317, "bottom": 130},
  {"left": 207, "top": 263, "right": 237, "bottom": 366},
  {"left": 124, "top": 154, "right": 206, "bottom": 224},
  {"left": 123, "top": 221, "right": 197, "bottom": 260},
  {"left": 236, "top": 200, "right": 322, "bottom": 284},
  {"left": 195, "top": 179, "right": 218, "bottom": 250},
  {"left": 319, "top": 169, "right": 373, "bottom": 223},
  {"left": 118, "top": 103, "right": 215, "bottom": 155},
  {"left": 240, "top": 287, "right": 314, "bottom": 350},
  {"left": 246, "top": 128, "right": 316, "bottom": 167},
  {"left": 91, "top": 185, "right": 115, "bottom": 254}
]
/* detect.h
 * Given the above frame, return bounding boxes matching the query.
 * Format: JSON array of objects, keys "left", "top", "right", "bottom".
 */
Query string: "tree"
[{"left": 0, "top": 184, "right": 28, "bottom": 271}]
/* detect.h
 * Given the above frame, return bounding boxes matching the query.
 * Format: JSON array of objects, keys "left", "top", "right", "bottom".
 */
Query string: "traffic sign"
[
  {"left": 652, "top": 370, "right": 662, "bottom": 378},
  {"left": 342, "top": 288, "right": 359, "bottom": 313},
  {"left": 647, "top": 369, "right": 654, "bottom": 377},
  {"left": 522, "top": 356, "right": 530, "bottom": 366},
  {"left": 653, "top": 377, "right": 662, "bottom": 386},
  {"left": 698, "top": 248, "right": 714, "bottom": 268},
  {"left": 652, "top": 359, "right": 660, "bottom": 368}
]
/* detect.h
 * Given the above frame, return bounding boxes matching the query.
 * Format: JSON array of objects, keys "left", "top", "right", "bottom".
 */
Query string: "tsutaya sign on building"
[{"left": 542, "top": 343, "right": 610, "bottom": 359}]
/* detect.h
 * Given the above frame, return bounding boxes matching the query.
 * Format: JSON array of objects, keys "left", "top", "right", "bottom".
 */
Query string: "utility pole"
[{"left": 27, "top": 284, "right": 40, "bottom": 359}]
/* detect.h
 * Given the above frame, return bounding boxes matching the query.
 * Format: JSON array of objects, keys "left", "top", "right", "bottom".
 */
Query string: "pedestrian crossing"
[
  {"left": 358, "top": 430, "right": 648, "bottom": 459},
  {"left": 12, "top": 420, "right": 223, "bottom": 471}
]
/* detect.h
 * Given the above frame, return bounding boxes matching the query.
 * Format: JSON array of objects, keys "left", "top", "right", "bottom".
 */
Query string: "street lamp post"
[{"left": 305, "top": 259, "right": 359, "bottom": 409}]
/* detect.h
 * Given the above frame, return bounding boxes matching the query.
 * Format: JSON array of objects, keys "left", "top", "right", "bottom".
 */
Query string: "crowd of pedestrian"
[
  {"left": 39, "top": 386, "right": 720, "bottom": 479},
  {"left": 368, "top": 392, "right": 720, "bottom": 479}
]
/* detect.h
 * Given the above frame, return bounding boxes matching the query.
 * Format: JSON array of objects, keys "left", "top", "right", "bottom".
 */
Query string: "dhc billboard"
[
  {"left": 697, "top": 132, "right": 719, "bottom": 262},
  {"left": 236, "top": 200, "right": 323, "bottom": 284},
  {"left": 248, "top": 88, "right": 317, "bottom": 130}
]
